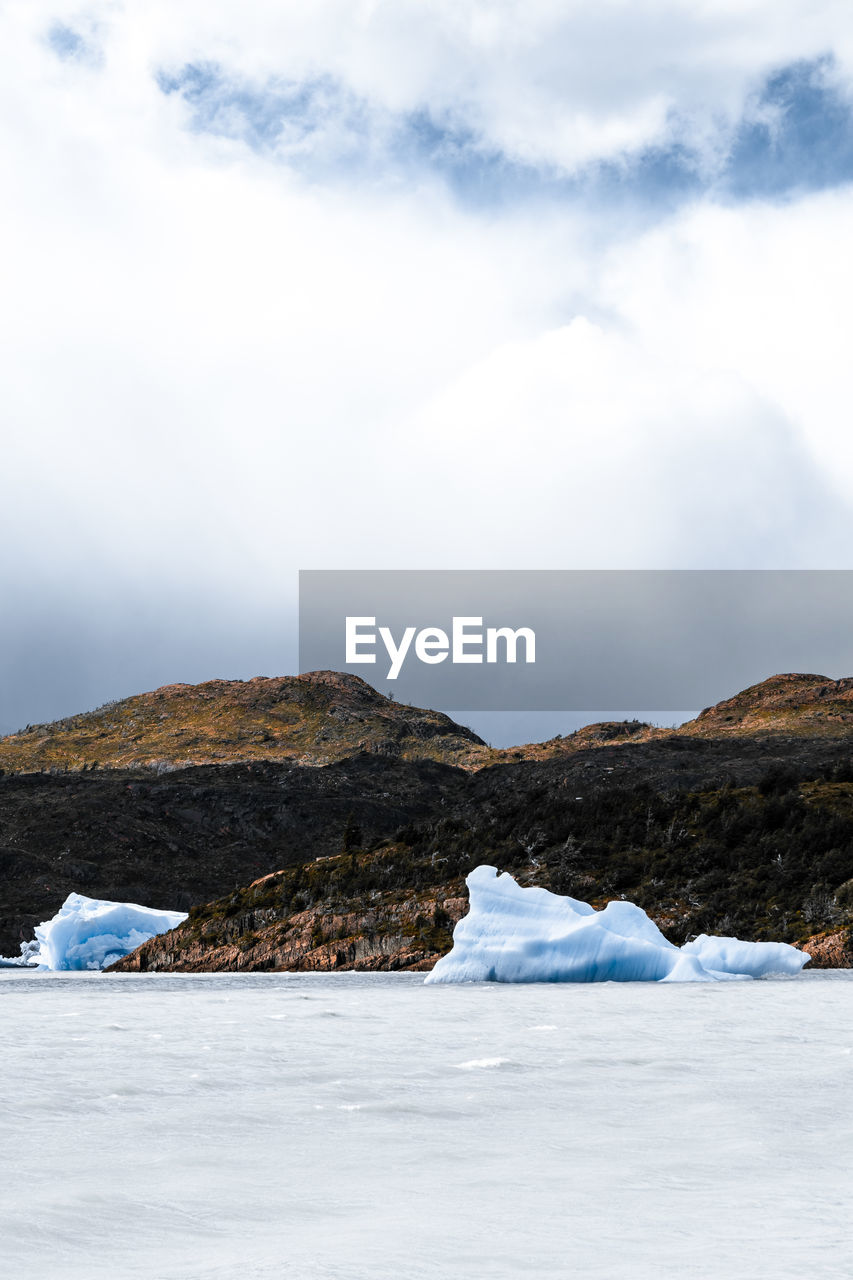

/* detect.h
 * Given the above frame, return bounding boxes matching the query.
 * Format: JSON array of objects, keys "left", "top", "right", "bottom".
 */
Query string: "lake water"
[{"left": 1, "top": 971, "right": 851, "bottom": 1279}]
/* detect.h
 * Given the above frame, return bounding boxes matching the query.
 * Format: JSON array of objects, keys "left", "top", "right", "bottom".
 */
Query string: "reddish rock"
[
  {"left": 109, "top": 883, "right": 468, "bottom": 974},
  {"left": 797, "top": 929, "right": 853, "bottom": 969}
]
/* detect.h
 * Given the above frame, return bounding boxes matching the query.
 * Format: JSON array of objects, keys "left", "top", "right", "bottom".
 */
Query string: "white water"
[{"left": 1, "top": 971, "right": 850, "bottom": 1279}]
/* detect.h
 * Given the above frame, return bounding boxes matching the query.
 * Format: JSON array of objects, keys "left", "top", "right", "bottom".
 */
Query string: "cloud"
[
  {"left": 44, "top": 13, "right": 103, "bottom": 67},
  {"left": 3, "top": 2, "right": 853, "bottom": 725},
  {"left": 46, "top": 23, "right": 86, "bottom": 60},
  {"left": 98, "top": 0, "right": 853, "bottom": 173},
  {"left": 152, "top": 51, "right": 853, "bottom": 209},
  {"left": 724, "top": 56, "right": 853, "bottom": 197},
  {"left": 155, "top": 63, "right": 369, "bottom": 162}
]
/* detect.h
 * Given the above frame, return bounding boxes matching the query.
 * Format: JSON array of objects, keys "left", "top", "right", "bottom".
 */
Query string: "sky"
[{"left": 3, "top": 1, "right": 853, "bottom": 742}]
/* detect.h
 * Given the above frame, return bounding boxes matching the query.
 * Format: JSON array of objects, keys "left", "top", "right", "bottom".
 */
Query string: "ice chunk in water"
[
  {"left": 26, "top": 893, "right": 187, "bottom": 971},
  {"left": 426, "top": 866, "right": 810, "bottom": 984}
]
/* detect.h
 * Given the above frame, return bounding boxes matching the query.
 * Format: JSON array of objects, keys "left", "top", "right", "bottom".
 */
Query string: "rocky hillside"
[
  {"left": 5, "top": 670, "right": 853, "bottom": 778},
  {"left": 0, "top": 755, "right": 466, "bottom": 956},
  {"left": 502, "top": 673, "right": 853, "bottom": 760},
  {"left": 682, "top": 672, "right": 853, "bottom": 738},
  {"left": 112, "top": 861, "right": 471, "bottom": 974},
  {"left": 112, "top": 758, "right": 853, "bottom": 974},
  {"left": 5, "top": 671, "right": 853, "bottom": 968},
  {"left": 0, "top": 671, "right": 489, "bottom": 773}
]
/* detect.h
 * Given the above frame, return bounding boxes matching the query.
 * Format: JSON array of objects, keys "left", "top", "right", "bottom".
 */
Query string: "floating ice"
[
  {"left": 425, "top": 866, "right": 810, "bottom": 984},
  {"left": 19, "top": 893, "right": 187, "bottom": 971},
  {"left": 680, "top": 933, "right": 811, "bottom": 980},
  {"left": 0, "top": 938, "right": 41, "bottom": 968}
]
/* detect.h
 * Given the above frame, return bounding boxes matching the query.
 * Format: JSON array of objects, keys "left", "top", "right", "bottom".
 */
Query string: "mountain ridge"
[{"left": 5, "top": 669, "right": 853, "bottom": 778}]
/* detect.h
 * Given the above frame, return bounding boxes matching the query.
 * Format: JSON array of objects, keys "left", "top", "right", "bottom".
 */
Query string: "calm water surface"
[{"left": 1, "top": 971, "right": 851, "bottom": 1279}]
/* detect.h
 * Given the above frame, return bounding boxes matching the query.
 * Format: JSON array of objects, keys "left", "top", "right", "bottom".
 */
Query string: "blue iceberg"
[
  {"left": 24, "top": 893, "right": 187, "bottom": 971},
  {"left": 425, "top": 866, "right": 810, "bottom": 984}
]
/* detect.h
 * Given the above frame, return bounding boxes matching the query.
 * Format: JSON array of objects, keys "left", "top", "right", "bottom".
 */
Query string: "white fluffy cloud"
[
  {"left": 25, "top": 0, "right": 853, "bottom": 170},
  {"left": 1, "top": 2, "right": 853, "bottom": 722},
  {"left": 401, "top": 189, "right": 853, "bottom": 568}
]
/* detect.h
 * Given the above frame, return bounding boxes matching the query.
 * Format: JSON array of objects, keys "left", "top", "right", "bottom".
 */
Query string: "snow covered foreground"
[
  {"left": 4, "top": 894, "right": 187, "bottom": 971},
  {"left": 426, "top": 866, "right": 810, "bottom": 984}
]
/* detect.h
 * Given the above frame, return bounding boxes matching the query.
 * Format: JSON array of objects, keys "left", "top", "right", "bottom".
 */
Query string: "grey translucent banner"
[{"left": 298, "top": 570, "right": 853, "bottom": 711}]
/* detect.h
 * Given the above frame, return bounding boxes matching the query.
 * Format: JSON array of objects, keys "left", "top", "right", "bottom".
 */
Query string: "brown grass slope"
[
  {"left": 0, "top": 671, "right": 489, "bottom": 772},
  {"left": 681, "top": 672, "right": 853, "bottom": 738},
  {"left": 5, "top": 670, "right": 853, "bottom": 779}
]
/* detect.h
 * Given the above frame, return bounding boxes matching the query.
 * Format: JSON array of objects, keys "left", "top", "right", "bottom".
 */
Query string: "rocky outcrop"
[
  {"left": 684, "top": 673, "right": 853, "bottom": 739},
  {"left": 109, "top": 870, "right": 468, "bottom": 973},
  {"left": 797, "top": 928, "right": 853, "bottom": 969}
]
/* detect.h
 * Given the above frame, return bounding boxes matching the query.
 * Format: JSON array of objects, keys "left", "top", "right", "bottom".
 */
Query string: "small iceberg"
[
  {"left": 3, "top": 893, "right": 188, "bottom": 971},
  {"left": 0, "top": 938, "right": 41, "bottom": 969},
  {"left": 425, "top": 866, "right": 810, "bottom": 984}
]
